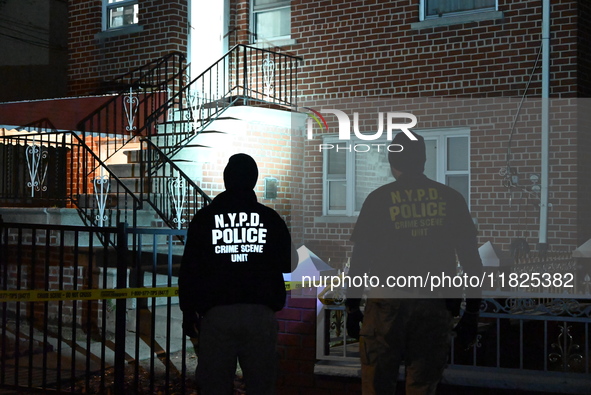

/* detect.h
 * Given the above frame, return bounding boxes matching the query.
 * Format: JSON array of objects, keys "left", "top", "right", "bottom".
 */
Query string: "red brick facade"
[
  {"left": 68, "top": 0, "right": 188, "bottom": 96},
  {"left": 2, "top": 243, "right": 107, "bottom": 329},
  {"left": 226, "top": 0, "right": 587, "bottom": 262},
  {"left": 196, "top": 113, "right": 298, "bottom": 230},
  {"left": 34, "top": 1, "right": 591, "bottom": 259},
  {"left": 2, "top": 1, "right": 589, "bottom": 392},
  {"left": 276, "top": 293, "right": 363, "bottom": 395}
]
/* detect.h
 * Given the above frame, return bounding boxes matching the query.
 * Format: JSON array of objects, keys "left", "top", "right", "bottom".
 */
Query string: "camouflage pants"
[{"left": 359, "top": 299, "right": 453, "bottom": 395}]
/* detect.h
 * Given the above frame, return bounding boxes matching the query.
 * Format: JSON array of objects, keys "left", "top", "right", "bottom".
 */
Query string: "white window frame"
[
  {"left": 321, "top": 128, "right": 471, "bottom": 217},
  {"left": 102, "top": 0, "right": 139, "bottom": 31},
  {"left": 424, "top": 129, "right": 471, "bottom": 207},
  {"left": 250, "top": 0, "right": 291, "bottom": 42},
  {"left": 419, "top": 0, "right": 498, "bottom": 21},
  {"left": 322, "top": 137, "right": 356, "bottom": 217}
]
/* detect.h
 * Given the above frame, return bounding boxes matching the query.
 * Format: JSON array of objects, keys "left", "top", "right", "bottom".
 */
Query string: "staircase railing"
[
  {"left": 139, "top": 138, "right": 212, "bottom": 229},
  {"left": 143, "top": 44, "right": 302, "bottom": 159},
  {"left": 0, "top": 120, "right": 141, "bottom": 229},
  {"left": 76, "top": 52, "right": 188, "bottom": 167},
  {"left": 92, "top": 51, "right": 185, "bottom": 95},
  {"left": 2, "top": 46, "right": 301, "bottom": 232},
  {"left": 127, "top": 44, "right": 300, "bottom": 229}
]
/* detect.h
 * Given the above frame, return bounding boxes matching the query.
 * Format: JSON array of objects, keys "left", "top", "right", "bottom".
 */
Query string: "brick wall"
[
  {"left": 228, "top": 0, "right": 251, "bottom": 45},
  {"left": 276, "top": 292, "right": 362, "bottom": 395},
  {"left": 227, "top": 0, "right": 583, "bottom": 260},
  {"left": 291, "top": 0, "right": 577, "bottom": 101},
  {"left": 0, "top": 226, "right": 121, "bottom": 330},
  {"left": 196, "top": 113, "right": 302, "bottom": 239},
  {"left": 2, "top": 245, "right": 88, "bottom": 326},
  {"left": 68, "top": 0, "right": 188, "bottom": 96}
]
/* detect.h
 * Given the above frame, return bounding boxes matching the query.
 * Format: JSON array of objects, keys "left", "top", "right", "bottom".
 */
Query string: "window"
[
  {"left": 424, "top": 131, "right": 470, "bottom": 204},
  {"left": 251, "top": 0, "right": 291, "bottom": 42},
  {"left": 420, "top": 0, "right": 497, "bottom": 20},
  {"left": 103, "top": 0, "right": 138, "bottom": 30},
  {"left": 322, "top": 129, "right": 471, "bottom": 216}
]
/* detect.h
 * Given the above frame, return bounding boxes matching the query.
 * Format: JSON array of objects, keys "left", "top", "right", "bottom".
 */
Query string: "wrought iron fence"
[
  {"left": 1, "top": 119, "right": 66, "bottom": 206},
  {"left": 0, "top": 124, "right": 141, "bottom": 229},
  {"left": 314, "top": 252, "right": 591, "bottom": 391},
  {"left": 317, "top": 285, "right": 591, "bottom": 392},
  {"left": 0, "top": 220, "right": 194, "bottom": 394}
]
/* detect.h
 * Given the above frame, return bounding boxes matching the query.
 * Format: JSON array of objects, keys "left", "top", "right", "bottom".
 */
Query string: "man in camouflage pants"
[{"left": 346, "top": 132, "right": 483, "bottom": 394}]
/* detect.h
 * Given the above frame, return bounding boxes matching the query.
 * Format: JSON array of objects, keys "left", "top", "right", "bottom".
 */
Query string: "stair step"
[
  {"left": 154, "top": 125, "right": 224, "bottom": 132},
  {"left": 116, "top": 175, "right": 192, "bottom": 194},
  {"left": 119, "top": 177, "right": 147, "bottom": 193},
  {"left": 156, "top": 144, "right": 208, "bottom": 149},
  {"left": 158, "top": 116, "right": 238, "bottom": 124},
  {"left": 109, "top": 163, "right": 143, "bottom": 178},
  {"left": 122, "top": 149, "right": 209, "bottom": 166},
  {"left": 149, "top": 131, "right": 194, "bottom": 137},
  {"left": 124, "top": 150, "right": 158, "bottom": 163},
  {"left": 76, "top": 193, "right": 142, "bottom": 209}
]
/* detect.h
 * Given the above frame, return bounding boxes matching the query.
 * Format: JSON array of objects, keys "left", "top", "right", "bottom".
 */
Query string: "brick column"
[{"left": 276, "top": 291, "right": 362, "bottom": 394}]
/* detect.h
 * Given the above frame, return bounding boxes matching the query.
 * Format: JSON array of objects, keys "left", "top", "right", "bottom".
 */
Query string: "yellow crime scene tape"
[{"left": 0, "top": 282, "right": 304, "bottom": 302}]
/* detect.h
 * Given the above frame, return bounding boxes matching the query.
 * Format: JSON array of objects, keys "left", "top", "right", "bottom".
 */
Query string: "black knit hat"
[
  {"left": 223, "top": 153, "right": 259, "bottom": 191},
  {"left": 388, "top": 131, "right": 426, "bottom": 174}
]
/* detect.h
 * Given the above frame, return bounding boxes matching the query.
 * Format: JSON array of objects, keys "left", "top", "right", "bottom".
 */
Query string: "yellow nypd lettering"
[
  {"left": 388, "top": 188, "right": 446, "bottom": 237},
  {"left": 389, "top": 201, "right": 446, "bottom": 222},
  {"left": 391, "top": 188, "right": 439, "bottom": 204}
]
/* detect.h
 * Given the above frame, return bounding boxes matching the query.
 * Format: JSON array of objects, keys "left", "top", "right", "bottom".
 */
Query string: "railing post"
[
  {"left": 0, "top": 215, "right": 3, "bottom": 260},
  {"left": 114, "top": 222, "right": 129, "bottom": 394},
  {"left": 242, "top": 46, "right": 249, "bottom": 105}
]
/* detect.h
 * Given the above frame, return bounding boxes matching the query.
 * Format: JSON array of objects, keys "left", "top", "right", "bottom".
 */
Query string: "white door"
[{"left": 188, "top": 0, "right": 229, "bottom": 80}]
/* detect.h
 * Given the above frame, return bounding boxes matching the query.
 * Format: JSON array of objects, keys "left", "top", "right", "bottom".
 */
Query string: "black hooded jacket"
[{"left": 179, "top": 189, "right": 296, "bottom": 315}]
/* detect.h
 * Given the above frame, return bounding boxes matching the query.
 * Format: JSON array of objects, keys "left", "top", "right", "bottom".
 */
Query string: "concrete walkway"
[{"left": 0, "top": 303, "right": 195, "bottom": 393}]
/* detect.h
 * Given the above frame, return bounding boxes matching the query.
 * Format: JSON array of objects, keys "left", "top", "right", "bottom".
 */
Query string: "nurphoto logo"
[{"left": 305, "top": 108, "right": 418, "bottom": 152}]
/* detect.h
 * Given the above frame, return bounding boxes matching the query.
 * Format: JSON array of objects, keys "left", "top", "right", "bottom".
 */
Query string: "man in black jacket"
[
  {"left": 179, "top": 153, "right": 297, "bottom": 395},
  {"left": 346, "top": 132, "right": 483, "bottom": 395}
]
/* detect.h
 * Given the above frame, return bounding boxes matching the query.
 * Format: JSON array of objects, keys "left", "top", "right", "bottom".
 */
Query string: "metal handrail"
[
  {"left": 139, "top": 138, "right": 212, "bottom": 230},
  {"left": 131, "top": 44, "right": 301, "bottom": 230},
  {"left": 3, "top": 46, "right": 301, "bottom": 232},
  {"left": 76, "top": 52, "right": 188, "bottom": 169},
  {"left": 0, "top": 122, "right": 141, "bottom": 231},
  {"left": 92, "top": 51, "right": 188, "bottom": 94},
  {"left": 142, "top": 44, "right": 302, "bottom": 159}
]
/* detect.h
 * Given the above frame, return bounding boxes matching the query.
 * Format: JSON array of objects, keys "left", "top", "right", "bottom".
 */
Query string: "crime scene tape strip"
[{"left": 0, "top": 282, "right": 304, "bottom": 302}]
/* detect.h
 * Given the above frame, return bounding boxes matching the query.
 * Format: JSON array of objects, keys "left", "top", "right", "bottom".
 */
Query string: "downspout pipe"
[{"left": 539, "top": 0, "right": 550, "bottom": 251}]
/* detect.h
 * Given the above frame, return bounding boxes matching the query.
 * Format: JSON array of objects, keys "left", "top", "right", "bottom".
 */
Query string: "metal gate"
[{"left": 0, "top": 218, "right": 196, "bottom": 394}]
